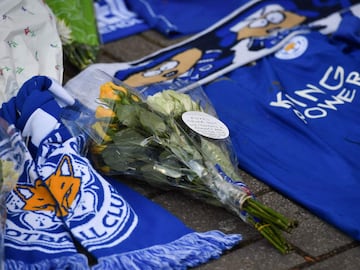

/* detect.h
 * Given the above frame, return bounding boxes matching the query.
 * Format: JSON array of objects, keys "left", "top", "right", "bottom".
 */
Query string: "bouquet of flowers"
[{"left": 66, "top": 72, "right": 298, "bottom": 254}]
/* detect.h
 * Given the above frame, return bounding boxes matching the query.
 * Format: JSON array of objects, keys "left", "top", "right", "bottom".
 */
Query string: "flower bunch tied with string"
[{"left": 88, "top": 80, "right": 298, "bottom": 254}]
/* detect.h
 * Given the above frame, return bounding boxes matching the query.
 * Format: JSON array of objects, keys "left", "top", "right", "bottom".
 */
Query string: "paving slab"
[
  {"left": 196, "top": 240, "right": 305, "bottom": 270},
  {"left": 306, "top": 246, "right": 360, "bottom": 270},
  {"left": 260, "top": 192, "right": 354, "bottom": 256}
]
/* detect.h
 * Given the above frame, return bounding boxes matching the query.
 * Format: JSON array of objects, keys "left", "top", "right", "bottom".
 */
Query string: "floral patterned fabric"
[{"left": 0, "top": 0, "right": 63, "bottom": 105}]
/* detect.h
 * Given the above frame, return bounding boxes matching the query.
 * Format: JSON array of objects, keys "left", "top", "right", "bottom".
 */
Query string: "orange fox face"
[{"left": 14, "top": 155, "right": 81, "bottom": 217}]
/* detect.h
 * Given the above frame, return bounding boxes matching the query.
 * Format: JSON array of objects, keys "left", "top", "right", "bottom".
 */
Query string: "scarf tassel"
[{"left": 93, "top": 230, "right": 241, "bottom": 270}]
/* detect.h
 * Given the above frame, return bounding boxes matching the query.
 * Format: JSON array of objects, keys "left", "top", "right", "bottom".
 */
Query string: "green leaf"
[
  {"left": 116, "top": 104, "right": 140, "bottom": 127},
  {"left": 112, "top": 128, "right": 147, "bottom": 145},
  {"left": 139, "top": 107, "right": 167, "bottom": 135}
]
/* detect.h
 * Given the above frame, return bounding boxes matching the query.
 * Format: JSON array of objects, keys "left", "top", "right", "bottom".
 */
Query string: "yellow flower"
[
  {"left": 100, "top": 82, "right": 121, "bottom": 101},
  {"left": 109, "top": 82, "right": 128, "bottom": 94},
  {"left": 131, "top": 94, "right": 140, "bottom": 103},
  {"left": 95, "top": 106, "right": 115, "bottom": 119},
  {"left": 91, "top": 122, "right": 112, "bottom": 142},
  {"left": 91, "top": 144, "right": 107, "bottom": 154}
]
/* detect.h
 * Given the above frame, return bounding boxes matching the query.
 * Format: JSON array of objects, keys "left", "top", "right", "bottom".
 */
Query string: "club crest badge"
[
  {"left": 275, "top": 35, "right": 308, "bottom": 60},
  {"left": 5, "top": 137, "right": 138, "bottom": 254}
]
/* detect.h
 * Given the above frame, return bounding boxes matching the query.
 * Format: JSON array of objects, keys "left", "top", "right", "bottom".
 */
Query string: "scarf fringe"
[
  {"left": 5, "top": 253, "right": 89, "bottom": 270},
  {"left": 5, "top": 231, "right": 241, "bottom": 269},
  {"left": 92, "top": 230, "right": 242, "bottom": 270}
]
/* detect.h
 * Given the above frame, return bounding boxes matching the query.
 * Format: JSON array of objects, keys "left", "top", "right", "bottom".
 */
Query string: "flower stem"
[
  {"left": 247, "top": 217, "right": 293, "bottom": 254},
  {"left": 242, "top": 198, "right": 298, "bottom": 232}
]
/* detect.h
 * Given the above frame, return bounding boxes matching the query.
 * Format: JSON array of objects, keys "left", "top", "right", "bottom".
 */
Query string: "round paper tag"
[{"left": 182, "top": 111, "right": 229, "bottom": 140}]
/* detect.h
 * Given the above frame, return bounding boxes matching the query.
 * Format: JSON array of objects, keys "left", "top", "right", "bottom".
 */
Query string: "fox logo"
[
  {"left": 14, "top": 155, "right": 81, "bottom": 217},
  {"left": 5, "top": 136, "right": 138, "bottom": 252}
]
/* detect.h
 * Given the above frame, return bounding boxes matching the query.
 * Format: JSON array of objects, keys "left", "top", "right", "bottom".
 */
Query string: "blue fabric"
[
  {"left": 96, "top": 0, "right": 356, "bottom": 41},
  {"left": 126, "top": 0, "right": 251, "bottom": 37},
  {"left": 204, "top": 11, "right": 360, "bottom": 241},
  {"left": 126, "top": 0, "right": 357, "bottom": 37},
  {"left": 94, "top": 0, "right": 150, "bottom": 43},
  {"left": 114, "top": 0, "right": 359, "bottom": 93},
  {"left": 1, "top": 76, "right": 241, "bottom": 269}
]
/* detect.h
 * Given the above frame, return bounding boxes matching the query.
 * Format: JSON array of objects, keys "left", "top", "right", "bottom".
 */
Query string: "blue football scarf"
[
  {"left": 204, "top": 11, "right": 360, "bottom": 241},
  {"left": 69, "top": 1, "right": 359, "bottom": 96},
  {"left": 126, "top": 0, "right": 360, "bottom": 37},
  {"left": 0, "top": 76, "right": 241, "bottom": 269},
  {"left": 94, "top": 0, "right": 150, "bottom": 43},
  {"left": 110, "top": 0, "right": 360, "bottom": 93},
  {"left": 125, "top": 0, "right": 250, "bottom": 37}
]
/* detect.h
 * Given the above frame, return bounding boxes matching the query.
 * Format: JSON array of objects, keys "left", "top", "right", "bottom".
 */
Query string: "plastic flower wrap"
[
  {"left": 0, "top": 118, "right": 22, "bottom": 269},
  {"left": 65, "top": 71, "right": 298, "bottom": 254}
]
